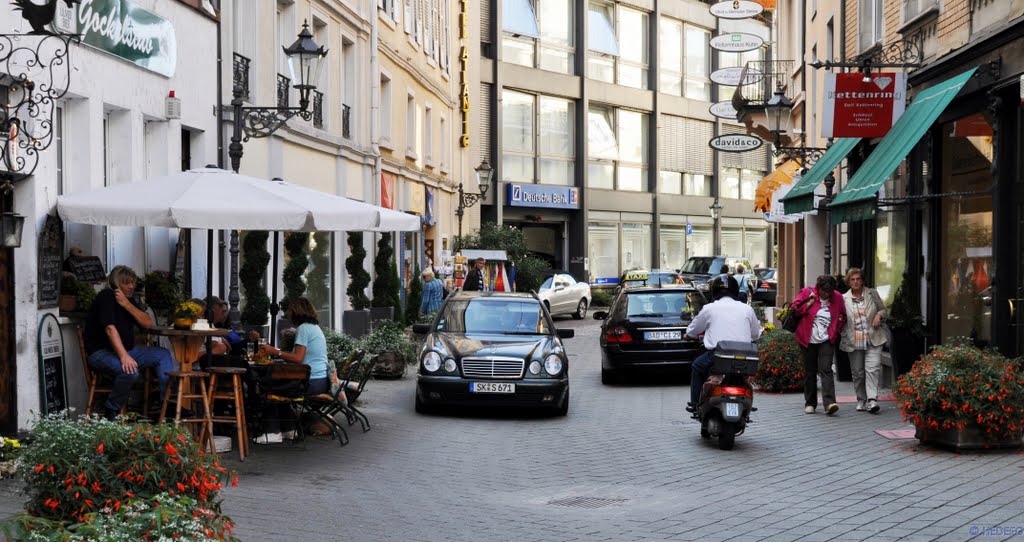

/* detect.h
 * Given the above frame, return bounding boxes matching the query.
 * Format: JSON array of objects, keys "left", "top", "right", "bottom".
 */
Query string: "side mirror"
[
  {"left": 593, "top": 311, "right": 608, "bottom": 320},
  {"left": 556, "top": 328, "right": 575, "bottom": 339},
  {"left": 554, "top": 284, "right": 565, "bottom": 291},
  {"left": 412, "top": 324, "right": 431, "bottom": 334}
]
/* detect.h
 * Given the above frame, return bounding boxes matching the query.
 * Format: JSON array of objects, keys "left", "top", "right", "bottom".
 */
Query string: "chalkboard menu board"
[
  {"left": 66, "top": 256, "right": 106, "bottom": 283},
  {"left": 37, "top": 215, "right": 64, "bottom": 309},
  {"left": 38, "top": 314, "right": 68, "bottom": 415}
]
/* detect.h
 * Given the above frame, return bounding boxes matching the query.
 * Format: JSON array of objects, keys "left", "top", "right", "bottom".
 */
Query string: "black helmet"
[{"left": 709, "top": 274, "right": 739, "bottom": 301}]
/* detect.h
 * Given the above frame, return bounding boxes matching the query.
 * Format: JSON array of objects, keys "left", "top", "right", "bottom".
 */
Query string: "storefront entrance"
[
  {"left": 0, "top": 247, "right": 15, "bottom": 433},
  {"left": 518, "top": 223, "right": 564, "bottom": 271}
]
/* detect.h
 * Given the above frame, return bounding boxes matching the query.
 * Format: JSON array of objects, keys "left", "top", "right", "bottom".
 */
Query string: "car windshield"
[
  {"left": 625, "top": 291, "right": 706, "bottom": 318},
  {"left": 680, "top": 258, "right": 715, "bottom": 274},
  {"left": 436, "top": 298, "right": 549, "bottom": 334}
]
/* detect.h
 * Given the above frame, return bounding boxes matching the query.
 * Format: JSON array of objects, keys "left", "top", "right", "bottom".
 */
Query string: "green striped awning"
[
  {"left": 777, "top": 138, "right": 860, "bottom": 215},
  {"left": 829, "top": 67, "right": 978, "bottom": 224}
]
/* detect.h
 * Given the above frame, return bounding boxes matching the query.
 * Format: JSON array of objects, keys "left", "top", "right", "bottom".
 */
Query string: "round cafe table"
[{"left": 148, "top": 327, "right": 230, "bottom": 371}]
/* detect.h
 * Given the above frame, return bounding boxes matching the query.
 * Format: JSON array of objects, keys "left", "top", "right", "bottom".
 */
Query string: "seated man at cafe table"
[
  {"left": 83, "top": 265, "right": 175, "bottom": 420},
  {"left": 198, "top": 296, "right": 261, "bottom": 411}
]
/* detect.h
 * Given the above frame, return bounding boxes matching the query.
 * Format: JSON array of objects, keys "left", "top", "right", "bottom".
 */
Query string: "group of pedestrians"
[{"left": 791, "top": 268, "right": 887, "bottom": 416}]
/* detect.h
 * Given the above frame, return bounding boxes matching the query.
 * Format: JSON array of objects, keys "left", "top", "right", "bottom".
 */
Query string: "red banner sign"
[
  {"left": 822, "top": 72, "right": 906, "bottom": 138},
  {"left": 381, "top": 172, "right": 397, "bottom": 209}
]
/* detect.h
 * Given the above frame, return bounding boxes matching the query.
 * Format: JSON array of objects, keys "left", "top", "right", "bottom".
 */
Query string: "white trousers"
[{"left": 848, "top": 345, "right": 883, "bottom": 402}]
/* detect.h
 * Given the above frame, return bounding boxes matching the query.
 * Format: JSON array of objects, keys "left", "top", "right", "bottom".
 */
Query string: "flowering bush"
[
  {"left": 753, "top": 329, "right": 804, "bottom": 392},
  {"left": 2, "top": 414, "right": 237, "bottom": 539},
  {"left": 893, "top": 338, "right": 1024, "bottom": 444},
  {"left": 0, "top": 436, "right": 21, "bottom": 480},
  {"left": 174, "top": 300, "right": 204, "bottom": 320}
]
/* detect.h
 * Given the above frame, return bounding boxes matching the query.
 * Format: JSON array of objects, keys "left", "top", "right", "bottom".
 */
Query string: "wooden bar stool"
[
  {"left": 207, "top": 367, "right": 249, "bottom": 461},
  {"left": 159, "top": 371, "right": 216, "bottom": 454}
]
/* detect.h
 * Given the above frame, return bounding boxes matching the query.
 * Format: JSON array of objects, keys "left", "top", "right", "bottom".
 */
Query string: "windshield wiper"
[{"left": 470, "top": 330, "right": 542, "bottom": 335}]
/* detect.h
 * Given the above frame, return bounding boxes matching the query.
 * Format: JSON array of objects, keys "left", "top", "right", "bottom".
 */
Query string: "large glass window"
[
  {"left": 503, "top": 0, "right": 575, "bottom": 74},
  {"left": 858, "top": 0, "right": 883, "bottom": 52},
  {"left": 721, "top": 227, "right": 743, "bottom": 258},
  {"left": 588, "top": 105, "right": 648, "bottom": 191},
  {"left": 659, "top": 19, "right": 710, "bottom": 100},
  {"left": 659, "top": 171, "right": 682, "bottom": 195},
  {"left": 589, "top": 222, "right": 619, "bottom": 282},
  {"left": 689, "top": 226, "right": 713, "bottom": 257},
  {"left": 617, "top": 7, "right": 648, "bottom": 89},
  {"left": 622, "top": 223, "right": 651, "bottom": 270},
  {"left": 717, "top": 48, "right": 763, "bottom": 101},
  {"left": 502, "top": 90, "right": 575, "bottom": 186},
  {"left": 587, "top": 2, "right": 648, "bottom": 89},
  {"left": 660, "top": 225, "right": 685, "bottom": 269},
  {"left": 658, "top": 18, "right": 683, "bottom": 96},
  {"left": 743, "top": 228, "right": 767, "bottom": 267},
  {"left": 685, "top": 173, "right": 711, "bottom": 197},
  {"left": 720, "top": 167, "right": 761, "bottom": 200}
]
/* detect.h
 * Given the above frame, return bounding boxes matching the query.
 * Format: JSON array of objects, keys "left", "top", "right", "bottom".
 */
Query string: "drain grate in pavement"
[
  {"left": 546, "top": 496, "right": 629, "bottom": 509},
  {"left": 876, "top": 429, "right": 917, "bottom": 439}
]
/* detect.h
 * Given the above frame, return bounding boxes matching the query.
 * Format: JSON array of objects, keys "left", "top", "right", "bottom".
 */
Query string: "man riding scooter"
[{"left": 685, "top": 274, "right": 762, "bottom": 412}]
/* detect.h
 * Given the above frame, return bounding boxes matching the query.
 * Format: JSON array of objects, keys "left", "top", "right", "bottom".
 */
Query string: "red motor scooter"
[{"left": 693, "top": 340, "right": 759, "bottom": 450}]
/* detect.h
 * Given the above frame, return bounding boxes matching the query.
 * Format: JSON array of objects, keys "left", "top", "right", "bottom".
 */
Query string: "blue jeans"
[
  {"left": 88, "top": 347, "right": 174, "bottom": 412},
  {"left": 690, "top": 351, "right": 714, "bottom": 406}
]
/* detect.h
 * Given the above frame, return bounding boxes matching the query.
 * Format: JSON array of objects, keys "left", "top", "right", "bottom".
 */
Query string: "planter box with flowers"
[
  {"left": 752, "top": 327, "right": 805, "bottom": 393},
  {"left": 173, "top": 300, "right": 205, "bottom": 329},
  {"left": 360, "top": 320, "right": 417, "bottom": 379},
  {"left": 894, "top": 338, "right": 1024, "bottom": 451},
  {"left": 0, "top": 436, "right": 20, "bottom": 480}
]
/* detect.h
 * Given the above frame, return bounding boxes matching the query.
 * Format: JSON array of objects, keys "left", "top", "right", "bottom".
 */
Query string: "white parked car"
[{"left": 536, "top": 272, "right": 592, "bottom": 320}]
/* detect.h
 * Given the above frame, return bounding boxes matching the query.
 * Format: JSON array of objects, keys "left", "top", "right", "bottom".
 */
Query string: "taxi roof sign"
[{"left": 624, "top": 272, "right": 649, "bottom": 281}]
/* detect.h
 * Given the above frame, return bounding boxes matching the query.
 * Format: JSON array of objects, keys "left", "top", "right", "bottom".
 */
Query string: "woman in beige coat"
[{"left": 839, "top": 268, "right": 887, "bottom": 413}]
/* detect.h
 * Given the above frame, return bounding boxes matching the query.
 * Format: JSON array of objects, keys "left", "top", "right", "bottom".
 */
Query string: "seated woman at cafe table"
[
  {"left": 83, "top": 265, "right": 175, "bottom": 420},
  {"left": 257, "top": 297, "right": 332, "bottom": 443}
]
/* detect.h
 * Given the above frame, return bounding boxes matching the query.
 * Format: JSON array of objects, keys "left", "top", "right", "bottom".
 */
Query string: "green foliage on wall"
[
  {"left": 240, "top": 231, "right": 270, "bottom": 325},
  {"left": 345, "top": 232, "right": 371, "bottom": 310}
]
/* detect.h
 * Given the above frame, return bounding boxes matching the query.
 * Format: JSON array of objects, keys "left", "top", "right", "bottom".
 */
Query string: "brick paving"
[{"left": 3, "top": 316, "right": 1024, "bottom": 540}]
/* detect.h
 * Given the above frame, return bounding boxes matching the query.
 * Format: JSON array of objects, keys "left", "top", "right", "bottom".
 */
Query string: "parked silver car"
[{"left": 536, "top": 272, "right": 592, "bottom": 320}]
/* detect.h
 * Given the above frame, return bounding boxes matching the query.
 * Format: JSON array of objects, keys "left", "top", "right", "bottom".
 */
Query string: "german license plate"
[
  {"left": 725, "top": 403, "right": 740, "bottom": 417},
  {"left": 469, "top": 382, "right": 515, "bottom": 393},
  {"left": 644, "top": 330, "right": 681, "bottom": 341}
]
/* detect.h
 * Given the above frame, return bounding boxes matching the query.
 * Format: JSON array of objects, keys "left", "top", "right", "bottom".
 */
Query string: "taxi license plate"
[
  {"left": 725, "top": 403, "right": 740, "bottom": 417},
  {"left": 644, "top": 330, "right": 681, "bottom": 341},
  {"left": 469, "top": 382, "right": 515, "bottom": 394}
]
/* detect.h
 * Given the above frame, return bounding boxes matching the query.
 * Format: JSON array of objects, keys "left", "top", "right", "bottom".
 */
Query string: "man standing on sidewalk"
[{"left": 462, "top": 257, "right": 486, "bottom": 291}]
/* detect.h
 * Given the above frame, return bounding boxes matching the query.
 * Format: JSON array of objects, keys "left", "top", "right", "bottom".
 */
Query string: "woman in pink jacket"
[{"left": 792, "top": 275, "right": 847, "bottom": 416}]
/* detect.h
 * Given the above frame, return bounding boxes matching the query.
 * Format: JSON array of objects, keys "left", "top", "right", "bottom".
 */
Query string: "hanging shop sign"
[
  {"left": 53, "top": 0, "right": 178, "bottom": 77},
  {"left": 710, "top": 66, "right": 763, "bottom": 86},
  {"left": 506, "top": 182, "right": 579, "bottom": 210},
  {"left": 459, "top": 0, "right": 470, "bottom": 147},
  {"left": 709, "top": 0, "right": 765, "bottom": 19},
  {"left": 709, "top": 101, "right": 739, "bottom": 120},
  {"left": 709, "top": 134, "right": 763, "bottom": 153},
  {"left": 822, "top": 72, "right": 906, "bottom": 138},
  {"left": 710, "top": 32, "right": 764, "bottom": 53}
]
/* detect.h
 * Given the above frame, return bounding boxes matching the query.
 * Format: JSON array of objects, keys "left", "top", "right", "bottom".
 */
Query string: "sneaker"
[
  {"left": 826, "top": 403, "right": 839, "bottom": 416},
  {"left": 685, "top": 402, "right": 696, "bottom": 414},
  {"left": 855, "top": 401, "right": 866, "bottom": 412},
  {"left": 256, "top": 432, "right": 283, "bottom": 444},
  {"left": 868, "top": 399, "right": 880, "bottom": 414},
  {"left": 804, "top": 406, "right": 815, "bottom": 414}
]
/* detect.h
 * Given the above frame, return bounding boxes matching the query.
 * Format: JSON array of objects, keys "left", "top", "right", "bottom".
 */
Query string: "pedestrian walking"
[
  {"left": 462, "top": 257, "right": 486, "bottom": 291},
  {"left": 420, "top": 268, "right": 444, "bottom": 316},
  {"left": 792, "top": 275, "right": 847, "bottom": 416},
  {"left": 839, "top": 268, "right": 887, "bottom": 413}
]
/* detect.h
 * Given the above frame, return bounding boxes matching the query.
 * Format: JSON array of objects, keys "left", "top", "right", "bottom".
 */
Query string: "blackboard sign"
[
  {"left": 66, "top": 256, "right": 106, "bottom": 283},
  {"left": 38, "top": 314, "right": 68, "bottom": 415},
  {"left": 37, "top": 215, "right": 64, "bottom": 309}
]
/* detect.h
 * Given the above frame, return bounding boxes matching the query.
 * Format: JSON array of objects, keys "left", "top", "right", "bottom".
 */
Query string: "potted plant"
[
  {"left": 893, "top": 338, "right": 1024, "bottom": 450},
  {"left": 280, "top": 232, "right": 310, "bottom": 315},
  {"left": 404, "top": 263, "right": 423, "bottom": 326},
  {"left": 359, "top": 320, "right": 415, "bottom": 379},
  {"left": 0, "top": 436, "right": 20, "bottom": 480},
  {"left": 141, "top": 271, "right": 180, "bottom": 319},
  {"left": 752, "top": 328, "right": 805, "bottom": 393},
  {"left": 172, "top": 300, "right": 204, "bottom": 329},
  {"left": 240, "top": 231, "right": 271, "bottom": 337},
  {"left": 371, "top": 234, "right": 401, "bottom": 325},
  {"left": 887, "top": 271, "right": 925, "bottom": 376},
  {"left": 75, "top": 280, "right": 97, "bottom": 313},
  {"left": 344, "top": 232, "right": 372, "bottom": 338},
  {"left": 59, "top": 273, "right": 78, "bottom": 312}
]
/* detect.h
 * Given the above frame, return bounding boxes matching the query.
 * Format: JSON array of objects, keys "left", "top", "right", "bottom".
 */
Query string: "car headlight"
[
  {"left": 443, "top": 358, "right": 457, "bottom": 372},
  {"left": 529, "top": 360, "right": 542, "bottom": 375},
  {"left": 544, "top": 354, "right": 563, "bottom": 376},
  {"left": 422, "top": 351, "right": 441, "bottom": 372}
]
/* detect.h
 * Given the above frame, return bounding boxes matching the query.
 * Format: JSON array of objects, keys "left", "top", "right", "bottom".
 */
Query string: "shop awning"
[
  {"left": 829, "top": 67, "right": 978, "bottom": 224},
  {"left": 777, "top": 138, "right": 860, "bottom": 215},
  {"left": 753, "top": 159, "right": 802, "bottom": 213}
]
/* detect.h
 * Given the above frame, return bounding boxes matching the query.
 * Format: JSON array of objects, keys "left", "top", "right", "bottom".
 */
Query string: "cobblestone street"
[{"left": 3, "top": 316, "right": 1023, "bottom": 541}]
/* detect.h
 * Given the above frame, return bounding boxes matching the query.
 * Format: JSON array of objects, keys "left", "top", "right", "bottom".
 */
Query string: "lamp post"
[
  {"left": 225, "top": 21, "right": 327, "bottom": 325},
  {"left": 455, "top": 158, "right": 493, "bottom": 252},
  {"left": 709, "top": 199, "right": 722, "bottom": 255}
]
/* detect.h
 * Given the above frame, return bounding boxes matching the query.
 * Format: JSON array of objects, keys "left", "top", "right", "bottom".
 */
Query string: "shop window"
[
  {"left": 660, "top": 226, "right": 685, "bottom": 269},
  {"left": 588, "top": 222, "right": 619, "bottom": 282},
  {"left": 621, "top": 223, "right": 651, "bottom": 270}
]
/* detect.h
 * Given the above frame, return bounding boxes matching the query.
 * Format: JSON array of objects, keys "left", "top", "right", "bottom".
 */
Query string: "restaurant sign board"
[
  {"left": 822, "top": 72, "right": 906, "bottom": 138},
  {"left": 709, "top": 134, "right": 763, "bottom": 153},
  {"left": 709, "top": 0, "right": 765, "bottom": 19},
  {"left": 53, "top": 0, "right": 177, "bottom": 77},
  {"left": 710, "top": 66, "right": 763, "bottom": 86},
  {"left": 710, "top": 32, "right": 764, "bottom": 53}
]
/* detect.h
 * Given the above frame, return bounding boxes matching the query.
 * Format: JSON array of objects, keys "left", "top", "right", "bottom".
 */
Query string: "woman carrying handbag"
[
  {"left": 839, "top": 268, "right": 887, "bottom": 414},
  {"left": 792, "top": 275, "right": 847, "bottom": 416}
]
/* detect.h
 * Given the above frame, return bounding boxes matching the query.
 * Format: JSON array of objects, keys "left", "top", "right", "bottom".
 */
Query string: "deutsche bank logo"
[
  {"left": 568, "top": 189, "right": 577, "bottom": 206},
  {"left": 511, "top": 185, "right": 522, "bottom": 202}
]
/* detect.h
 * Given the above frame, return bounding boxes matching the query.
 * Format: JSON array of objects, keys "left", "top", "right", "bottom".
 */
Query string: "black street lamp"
[
  {"left": 225, "top": 21, "right": 327, "bottom": 324},
  {"left": 709, "top": 199, "right": 722, "bottom": 255},
  {"left": 455, "top": 159, "right": 493, "bottom": 252}
]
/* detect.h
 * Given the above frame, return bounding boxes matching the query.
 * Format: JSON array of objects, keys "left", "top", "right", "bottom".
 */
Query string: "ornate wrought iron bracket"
[
  {"left": 237, "top": 106, "right": 313, "bottom": 141},
  {"left": 0, "top": 32, "right": 78, "bottom": 180},
  {"left": 772, "top": 145, "right": 828, "bottom": 168},
  {"left": 810, "top": 38, "right": 923, "bottom": 72}
]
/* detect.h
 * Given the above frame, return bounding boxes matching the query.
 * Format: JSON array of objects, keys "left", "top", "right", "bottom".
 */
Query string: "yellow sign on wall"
[{"left": 459, "top": 0, "right": 470, "bottom": 147}]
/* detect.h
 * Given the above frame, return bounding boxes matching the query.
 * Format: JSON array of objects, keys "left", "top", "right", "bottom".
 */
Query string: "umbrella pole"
[
  {"left": 270, "top": 231, "right": 280, "bottom": 346},
  {"left": 207, "top": 229, "right": 214, "bottom": 318}
]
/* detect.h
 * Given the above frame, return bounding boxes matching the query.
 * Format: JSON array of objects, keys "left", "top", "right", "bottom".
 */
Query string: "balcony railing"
[
  {"left": 276, "top": 74, "right": 290, "bottom": 109},
  {"left": 313, "top": 90, "right": 324, "bottom": 129},
  {"left": 232, "top": 53, "right": 250, "bottom": 98},
  {"left": 342, "top": 104, "right": 351, "bottom": 139},
  {"left": 731, "top": 60, "right": 795, "bottom": 117}
]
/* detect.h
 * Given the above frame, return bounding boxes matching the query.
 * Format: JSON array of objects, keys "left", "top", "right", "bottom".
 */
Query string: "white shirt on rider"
[{"left": 685, "top": 296, "right": 761, "bottom": 349}]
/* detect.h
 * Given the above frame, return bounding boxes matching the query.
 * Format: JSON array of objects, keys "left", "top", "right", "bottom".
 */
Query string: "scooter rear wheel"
[{"left": 718, "top": 422, "right": 736, "bottom": 450}]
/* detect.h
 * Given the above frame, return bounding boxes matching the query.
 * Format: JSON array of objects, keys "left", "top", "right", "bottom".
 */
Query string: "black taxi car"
[
  {"left": 595, "top": 284, "right": 708, "bottom": 384},
  {"left": 413, "top": 291, "right": 574, "bottom": 415}
]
